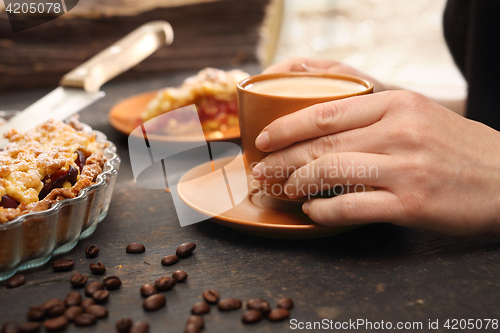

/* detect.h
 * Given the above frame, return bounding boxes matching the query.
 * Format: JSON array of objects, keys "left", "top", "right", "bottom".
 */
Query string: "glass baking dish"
[{"left": 0, "top": 116, "right": 120, "bottom": 281}]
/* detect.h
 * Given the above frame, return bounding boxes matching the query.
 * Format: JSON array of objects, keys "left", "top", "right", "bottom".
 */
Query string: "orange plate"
[
  {"left": 178, "top": 156, "right": 358, "bottom": 239},
  {"left": 108, "top": 90, "right": 241, "bottom": 142}
]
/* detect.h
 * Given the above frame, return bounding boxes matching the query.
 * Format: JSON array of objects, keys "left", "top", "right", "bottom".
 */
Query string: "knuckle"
[
  {"left": 312, "top": 103, "right": 340, "bottom": 132},
  {"left": 337, "top": 196, "right": 357, "bottom": 223},
  {"left": 311, "top": 135, "right": 337, "bottom": 159}
]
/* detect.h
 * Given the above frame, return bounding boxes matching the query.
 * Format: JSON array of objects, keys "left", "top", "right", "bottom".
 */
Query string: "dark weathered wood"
[
  {"left": 0, "top": 0, "right": 270, "bottom": 91},
  {"left": 0, "top": 64, "right": 500, "bottom": 332}
]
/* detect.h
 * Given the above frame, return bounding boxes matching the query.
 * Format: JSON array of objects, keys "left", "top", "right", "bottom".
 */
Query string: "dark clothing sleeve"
[{"left": 443, "top": 0, "right": 500, "bottom": 130}]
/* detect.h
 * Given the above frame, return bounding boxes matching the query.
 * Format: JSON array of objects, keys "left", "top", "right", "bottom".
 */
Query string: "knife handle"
[{"left": 60, "top": 21, "right": 174, "bottom": 93}]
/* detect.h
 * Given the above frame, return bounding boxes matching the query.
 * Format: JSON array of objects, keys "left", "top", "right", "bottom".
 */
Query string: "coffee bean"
[
  {"left": 218, "top": 298, "right": 242, "bottom": 311},
  {"left": 247, "top": 298, "right": 271, "bottom": 314},
  {"left": 143, "top": 294, "right": 166, "bottom": 311},
  {"left": 43, "top": 315, "right": 68, "bottom": 332},
  {"left": 241, "top": 309, "right": 263, "bottom": 324},
  {"left": 19, "top": 322, "right": 40, "bottom": 333},
  {"left": 172, "top": 270, "right": 188, "bottom": 282},
  {"left": 81, "top": 298, "right": 95, "bottom": 310},
  {"left": 277, "top": 297, "right": 294, "bottom": 309},
  {"left": 116, "top": 318, "right": 133, "bottom": 333},
  {"left": 6, "top": 274, "right": 26, "bottom": 289},
  {"left": 89, "top": 262, "right": 106, "bottom": 275},
  {"left": 51, "top": 259, "right": 74, "bottom": 272},
  {"left": 191, "top": 302, "right": 210, "bottom": 315},
  {"left": 160, "top": 255, "right": 179, "bottom": 266},
  {"left": 84, "top": 281, "right": 104, "bottom": 297},
  {"left": 85, "top": 305, "right": 108, "bottom": 319},
  {"left": 103, "top": 275, "right": 122, "bottom": 290},
  {"left": 154, "top": 277, "right": 176, "bottom": 291},
  {"left": 202, "top": 290, "right": 220, "bottom": 304},
  {"left": 26, "top": 306, "right": 46, "bottom": 321},
  {"left": 85, "top": 245, "right": 99, "bottom": 258},
  {"left": 186, "top": 315, "right": 204, "bottom": 329},
  {"left": 74, "top": 313, "right": 97, "bottom": 327},
  {"left": 92, "top": 289, "right": 110, "bottom": 304},
  {"left": 176, "top": 242, "right": 196, "bottom": 258},
  {"left": 1, "top": 321, "right": 20, "bottom": 333},
  {"left": 126, "top": 243, "right": 145, "bottom": 253},
  {"left": 267, "top": 308, "right": 290, "bottom": 322},
  {"left": 41, "top": 299, "right": 63, "bottom": 312},
  {"left": 130, "top": 321, "right": 149, "bottom": 333},
  {"left": 64, "top": 291, "right": 82, "bottom": 307},
  {"left": 183, "top": 322, "right": 201, "bottom": 333},
  {"left": 46, "top": 304, "right": 65, "bottom": 318},
  {"left": 64, "top": 306, "right": 83, "bottom": 321},
  {"left": 140, "top": 284, "right": 157, "bottom": 297},
  {"left": 70, "top": 273, "right": 87, "bottom": 288}
]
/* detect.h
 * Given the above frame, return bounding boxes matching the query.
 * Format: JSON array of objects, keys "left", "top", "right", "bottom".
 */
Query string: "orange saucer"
[
  {"left": 108, "top": 90, "right": 241, "bottom": 142},
  {"left": 177, "top": 156, "right": 358, "bottom": 239}
]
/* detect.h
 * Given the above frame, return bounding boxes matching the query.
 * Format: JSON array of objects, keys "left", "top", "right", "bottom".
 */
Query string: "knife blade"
[{"left": 0, "top": 20, "right": 174, "bottom": 146}]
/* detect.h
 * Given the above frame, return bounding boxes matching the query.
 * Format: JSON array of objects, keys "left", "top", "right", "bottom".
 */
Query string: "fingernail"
[
  {"left": 255, "top": 131, "right": 270, "bottom": 150},
  {"left": 302, "top": 202, "right": 310, "bottom": 215},
  {"left": 300, "top": 62, "right": 311, "bottom": 71},
  {"left": 251, "top": 161, "right": 266, "bottom": 180}
]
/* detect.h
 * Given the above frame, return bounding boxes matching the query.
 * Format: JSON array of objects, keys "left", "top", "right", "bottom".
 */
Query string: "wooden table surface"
[{"left": 1, "top": 64, "right": 500, "bottom": 333}]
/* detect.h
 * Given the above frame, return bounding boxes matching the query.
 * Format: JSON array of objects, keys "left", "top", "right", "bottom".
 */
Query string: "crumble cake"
[
  {"left": 141, "top": 68, "right": 249, "bottom": 135},
  {"left": 0, "top": 119, "right": 107, "bottom": 223}
]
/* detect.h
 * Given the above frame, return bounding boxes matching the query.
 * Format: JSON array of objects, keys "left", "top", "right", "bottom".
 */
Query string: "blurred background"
[{"left": 0, "top": 0, "right": 466, "bottom": 107}]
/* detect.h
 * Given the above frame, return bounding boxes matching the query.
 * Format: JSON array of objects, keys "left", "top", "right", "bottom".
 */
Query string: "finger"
[
  {"left": 303, "top": 190, "right": 403, "bottom": 225},
  {"left": 284, "top": 152, "right": 391, "bottom": 199},
  {"left": 262, "top": 58, "right": 341, "bottom": 74},
  {"left": 252, "top": 125, "right": 387, "bottom": 183},
  {"left": 255, "top": 91, "right": 393, "bottom": 152}
]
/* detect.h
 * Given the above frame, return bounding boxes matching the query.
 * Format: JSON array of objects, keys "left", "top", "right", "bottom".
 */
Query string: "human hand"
[
  {"left": 251, "top": 90, "right": 500, "bottom": 236},
  {"left": 263, "top": 57, "right": 386, "bottom": 93}
]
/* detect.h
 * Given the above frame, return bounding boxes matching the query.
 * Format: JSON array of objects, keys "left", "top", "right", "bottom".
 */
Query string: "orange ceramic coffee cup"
[{"left": 236, "top": 72, "right": 373, "bottom": 199}]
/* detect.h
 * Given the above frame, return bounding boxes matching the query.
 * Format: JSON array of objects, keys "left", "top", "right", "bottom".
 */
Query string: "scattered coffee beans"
[
  {"left": 218, "top": 298, "right": 242, "bottom": 311},
  {"left": 84, "top": 281, "right": 104, "bottom": 297},
  {"left": 85, "top": 305, "right": 108, "bottom": 319},
  {"left": 85, "top": 245, "right": 99, "bottom": 258},
  {"left": 143, "top": 294, "right": 166, "bottom": 311},
  {"left": 140, "top": 284, "right": 157, "bottom": 297},
  {"left": 154, "top": 277, "right": 176, "bottom": 291},
  {"left": 43, "top": 315, "right": 68, "bottom": 332},
  {"left": 116, "top": 318, "right": 133, "bottom": 333},
  {"left": 89, "top": 262, "right": 106, "bottom": 275},
  {"left": 70, "top": 273, "right": 87, "bottom": 288},
  {"left": 130, "top": 321, "right": 149, "bottom": 333},
  {"left": 126, "top": 243, "right": 145, "bottom": 253},
  {"left": 202, "top": 290, "right": 220, "bottom": 304},
  {"left": 176, "top": 242, "right": 196, "bottom": 258},
  {"left": 172, "top": 270, "right": 188, "bottom": 282},
  {"left": 64, "top": 291, "right": 82, "bottom": 307},
  {"left": 103, "top": 275, "right": 122, "bottom": 290},
  {"left": 161, "top": 254, "right": 179, "bottom": 266},
  {"left": 267, "top": 308, "right": 290, "bottom": 322},
  {"left": 247, "top": 298, "right": 271, "bottom": 314},
  {"left": 81, "top": 298, "right": 96, "bottom": 310},
  {"left": 74, "top": 313, "right": 97, "bottom": 327},
  {"left": 46, "top": 303, "right": 65, "bottom": 318},
  {"left": 242, "top": 309, "right": 263, "bottom": 324},
  {"left": 19, "top": 321, "right": 40, "bottom": 333},
  {"left": 277, "top": 297, "right": 294, "bottom": 310},
  {"left": 92, "top": 290, "right": 110, "bottom": 304},
  {"left": 51, "top": 259, "right": 74, "bottom": 272},
  {"left": 186, "top": 315, "right": 204, "bottom": 330},
  {"left": 27, "top": 305, "right": 46, "bottom": 321},
  {"left": 6, "top": 274, "right": 26, "bottom": 289},
  {"left": 64, "top": 306, "right": 83, "bottom": 321},
  {"left": 191, "top": 302, "right": 210, "bottom": 315},
  {"left": 1, "top": 321, "right": 19, "bottom": 333}
]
